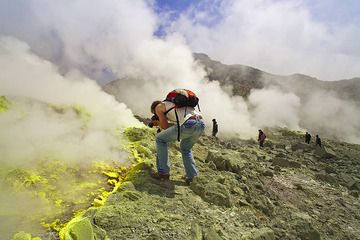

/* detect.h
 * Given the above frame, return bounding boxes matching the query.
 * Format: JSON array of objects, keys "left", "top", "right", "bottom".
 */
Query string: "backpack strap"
[
  {"left": 164, "top": 105, "right": 180, "bottom": 141},
  {"left": 174, "top": 109, "right": 180, "bottom": 142},
  {"left": 164, "top": 106, "right": 174, "bottom": 115}
]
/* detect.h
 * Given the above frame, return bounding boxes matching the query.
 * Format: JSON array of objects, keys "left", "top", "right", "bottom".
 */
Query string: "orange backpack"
[{"left": 164, "top": 89, "right": 200, "bottom": 141}]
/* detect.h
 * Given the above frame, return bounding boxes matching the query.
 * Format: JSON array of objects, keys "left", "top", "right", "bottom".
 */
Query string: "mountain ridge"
[{"left": 193, "top": 53, "right": 360, "bottom": 102}]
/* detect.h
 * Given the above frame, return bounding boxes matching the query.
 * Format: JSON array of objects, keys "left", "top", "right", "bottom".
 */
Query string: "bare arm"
[{"left": 155, "top": 103, "right": 170, "bottom": 129}]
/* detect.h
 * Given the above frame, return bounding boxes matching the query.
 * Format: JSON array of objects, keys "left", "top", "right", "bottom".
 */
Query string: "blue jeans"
[{"left": 156, "top": 119, "right": 205, "bottom": 179}]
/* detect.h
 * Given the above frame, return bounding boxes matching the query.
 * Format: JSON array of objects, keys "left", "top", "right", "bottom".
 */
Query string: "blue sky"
[
  {"left": 153, "top": 0, "right": 194, "bottom": 36},
  {"left": 154, "top": 0, "right": 360, "bottom": 26},
  {"left": 304, "top": 0, "right": 360, "bottom": 24},
  {"left": 155, "top": 0, "right": 193, "bottom": 13},
  {"left": 154, "top": 0, "right": 224, "bottom": 37}
]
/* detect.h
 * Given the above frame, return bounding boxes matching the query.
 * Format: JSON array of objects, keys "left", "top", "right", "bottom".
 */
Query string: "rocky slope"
[
  {"left": 194, "top": 53, "right": 360, "bottom": 102},
  {"left": 58, "top": 127, "right": 360, "bottom": 240}
]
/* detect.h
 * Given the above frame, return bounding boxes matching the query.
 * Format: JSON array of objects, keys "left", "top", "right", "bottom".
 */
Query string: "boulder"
[
  {"left": 315, "top": 173, "right": 338, "bottom": 185},
  {"left": 253, "top": 196, "right": 275, "bottom": 216},
  {"left": 264, "top": 140, "right": 274, "bottom": 149},
  {"left": 241, "top": 227, "right": 275, "bottom": 240},
  {"left": 190, "top": 176, "right": 234, "bottom": 207},
  {"left": 190, "top": 223, "right": 203, "bottom": 240},
  {"left": 275, "top": 143, "right": 286, "bottom": 150},
  {"left": 276, "top": 153, "right": 286, "bottom": 158},
  {"left": 314, "top": 146, "right": 336, "bottom": 159},
  {"left": 205, "top": 150, "right": 246, "bottom": 174},
  {"left": 59, "top": 216, "right": 95, "bottom": 240},
  {"left": 272, "top": 158, "right": 301, "bottom": 168},
  {"left": 338, "top": 173, "right": 355, "bottom": 188},
  {"left": 349, "top": 190, "right": 359, "bottom": 198},
  {"left": 347, "top": 180, "right": 360, "bottom": 191},
  {"left": 291, "top": 142, "right": 312, "bottom": 152},
  {"left": 324, "top": 166, "right": 337, "bottom": 174},
  {"left": 203, "top": 227, "right": 222, "bottom": 240},
  {"left": 262, "top": 170, "right": 274, "bottom": 177},
  {"left": 11, "top": 232, "right": 32, "bottom": 240},
  {"left": 294, "top": 218, "right": 321, "bottom": 240}
]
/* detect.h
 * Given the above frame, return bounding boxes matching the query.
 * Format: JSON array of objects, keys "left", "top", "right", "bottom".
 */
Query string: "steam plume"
[{"left": 0, "top": 37, "right": 141, "bottom": 165}]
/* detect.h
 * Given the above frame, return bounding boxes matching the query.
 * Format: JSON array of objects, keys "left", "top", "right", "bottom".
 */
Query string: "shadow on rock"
[{"left": 120, "top": 162, "right": 187, "bottom": 199}]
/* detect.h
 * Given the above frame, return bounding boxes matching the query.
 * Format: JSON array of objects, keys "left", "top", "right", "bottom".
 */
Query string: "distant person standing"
[
  {"left": 315, "top": 135, "right": 322, "bottom": 147},
  {"left": 305, "top": 132, "right": 311, "bottom": 144},
  {"left": 258, "top": 129, "right": 266, "bottom": 148},
  {"left": 212, "top": 119, "right": 218, "bottom": 138}
]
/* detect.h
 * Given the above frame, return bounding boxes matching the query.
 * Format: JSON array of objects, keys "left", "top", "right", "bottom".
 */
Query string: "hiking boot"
[
  {"left": 185, "top": 176, "right": 196, "bottom": 186},
  {"left": 150, "top": 172, "right": 170, "bottom": 180}
]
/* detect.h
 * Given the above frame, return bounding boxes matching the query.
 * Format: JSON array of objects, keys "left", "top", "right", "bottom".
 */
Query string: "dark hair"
[{"left": 151, "top": 100, "right": 162, "bottom": 114}]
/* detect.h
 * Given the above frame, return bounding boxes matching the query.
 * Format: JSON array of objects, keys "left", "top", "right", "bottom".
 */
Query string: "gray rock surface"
[{"left": 59, "top": 127, "right": 360, "bottom": 240}]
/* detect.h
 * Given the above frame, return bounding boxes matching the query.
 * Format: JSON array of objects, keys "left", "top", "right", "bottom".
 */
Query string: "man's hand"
[
  {"left": 152, "top": 120, "right": 160, "bottom": 127},
  {"left": 148, "top": 120, "right": 160, "bottom": 128}
]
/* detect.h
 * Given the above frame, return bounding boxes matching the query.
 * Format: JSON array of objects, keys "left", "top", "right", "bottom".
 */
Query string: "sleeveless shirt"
[{"left": 163, "top": 101, "right": 200, "bottom": 126}]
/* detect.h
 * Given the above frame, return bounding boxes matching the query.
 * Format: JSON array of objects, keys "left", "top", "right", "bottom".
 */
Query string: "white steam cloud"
[
  {"left": 301, "top": 91, "right": 360, "bottom": 143},
  {"left": 171, "top": 0, "right": 360, "bottom": 80},
  {"left": 248, "top": 88, "right": 301, "bottom": 129},
  {"left": 0, "top": 37, "right": 141, "bottom": 165},
  {"left": 0, "top": 0, "right": 160, "bottom": 83},
  {"left": 247, "top": 85, "right": 360, "bottom": 144}
]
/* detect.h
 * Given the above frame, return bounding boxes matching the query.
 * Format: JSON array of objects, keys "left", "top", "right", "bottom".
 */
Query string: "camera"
[
  {"left": 151, "top": 114, "right": 159, "bottom": 121},
  {"left": 148, "top": 114, "right": 159, "bottom": 128}
]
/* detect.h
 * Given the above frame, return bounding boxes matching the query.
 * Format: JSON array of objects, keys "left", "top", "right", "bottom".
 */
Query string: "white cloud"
[
  {"left": 172, "top": 0, "right": 360, "bottom": 80},
  {"left": 301, "top": 91, "right": 360, "bottom": 143},
  {"left": 0, "top": 0, "right": 158, "bottom": 82},
  {"left": 248, "top": 87, "right": 301, "bottom": 129},
  {"left": 0, "top": 37, "right": 141, "bottom": 165}
]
